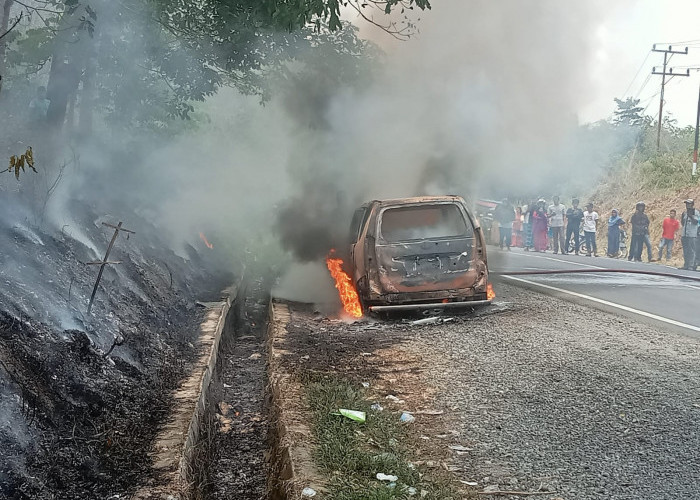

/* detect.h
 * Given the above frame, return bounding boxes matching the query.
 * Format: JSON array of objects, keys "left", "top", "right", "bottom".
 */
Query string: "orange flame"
[
  {"left": 199, "top": 232, "right": 214, "bottom": 249},
  {"left": 487, "top": 283, "right": 496, "bottom": 301},
  {"left": 325, "top": 255, "right": 363, "bottom": 318}
]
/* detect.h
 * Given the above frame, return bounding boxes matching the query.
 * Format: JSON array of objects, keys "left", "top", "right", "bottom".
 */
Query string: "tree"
[
  {"left": 613, "top": 97, "right": 645, "bottom": 127},
  {"left": 3, "top": 0, "right": 430, "bottom": 137},
  {"left": 0, "top": 0, "right": 18, "bottom": 93}
]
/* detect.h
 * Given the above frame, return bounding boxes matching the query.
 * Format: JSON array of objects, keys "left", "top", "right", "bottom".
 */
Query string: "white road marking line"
[
  {"left": 508, "top": 251, "right": 605, "bottom": 270},
  {"left": 541, "top": 256, "right": 605, "bottom": 269},
  {"left": 502, "top": 275, "right": 700, "bottom": 333}
]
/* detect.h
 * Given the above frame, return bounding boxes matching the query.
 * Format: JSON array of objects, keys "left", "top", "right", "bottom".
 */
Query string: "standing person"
[
  {"left": 28, "top": 86, "right": 50, "bottom": 123},
  {"left": 522, "top": 203, "right": 532, "bottom": 252},
  {"left": 628, "top": 202, "right": 650, "bottom": 262},
  {"left": 696, "top": 223, "right": 700, "bottom": 271},
  {"left": 680, "top": 199, "right": 700, "bottom": 270},
  {"left": 565, "top": 198, "right": 584, "bottom": 255},
  {"left": 511, "top": 206, "right": 524, "bottom": 247},
  {"left": 582, "top": 202, "right": 599, "bottom": 257},
  {"left": 658, "top": 209, "right": 680, "bottom": 261},
  {"left": 532, "top": 199, "right": 549, "bottom": 252},
  {"left": 494, "top": 198, "right": 515, "bottom": 250},
  {"left": 606, "top": 209, "right": 625, "bottom": 257},
  {"left": 548, "top": 196, "right": 567, "bottom": 254},
  {"left": 643, "top": 223, "right": 655, "bottom": 262},
  {"left": 523, "top": 202, "right": 534, "bottom": 251}
]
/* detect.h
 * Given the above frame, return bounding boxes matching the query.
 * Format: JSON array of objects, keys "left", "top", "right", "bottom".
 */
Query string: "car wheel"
[{"left": 356, "top": 276, "right": 370, "bottom": 315}]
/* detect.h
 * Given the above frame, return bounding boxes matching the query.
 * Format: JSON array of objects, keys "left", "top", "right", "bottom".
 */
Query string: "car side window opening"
[
  {"left": 379, "top": 204, "right": 473, "bottom": 242},
  {"left": 349, "top": 208, "right": 368, "bottom": 243}
]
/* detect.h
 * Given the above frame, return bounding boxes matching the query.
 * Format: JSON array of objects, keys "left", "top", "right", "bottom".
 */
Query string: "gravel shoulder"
[{"left": 408, "top": 282, "right": 700, "bottom": 499}]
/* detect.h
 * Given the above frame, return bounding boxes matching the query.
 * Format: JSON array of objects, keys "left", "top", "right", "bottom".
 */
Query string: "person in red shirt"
[{"left": 658, "top": 209, "right": 680, "bottom": 261}]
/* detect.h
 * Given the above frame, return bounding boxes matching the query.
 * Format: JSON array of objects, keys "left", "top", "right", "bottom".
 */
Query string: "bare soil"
[
  {"left": 273, "top": 302, "right": 470, "bottom": 495},
  {"left": 589, "top": 185, "right": 700, "bottom": 266}
]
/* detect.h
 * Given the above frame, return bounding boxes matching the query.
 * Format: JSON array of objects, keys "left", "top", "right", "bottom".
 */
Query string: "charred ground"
[{"left": 0, "top": 195, "right": 233, "bottom": 499}]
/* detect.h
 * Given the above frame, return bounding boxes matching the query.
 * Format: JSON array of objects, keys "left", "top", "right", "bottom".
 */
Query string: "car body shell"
[{"left": 348, "top": 196, "right": 491, "bottom": 313}]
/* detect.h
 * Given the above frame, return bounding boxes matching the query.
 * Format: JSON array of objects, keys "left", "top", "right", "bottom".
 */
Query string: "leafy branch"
[
  {"left": 0, "top": 10, "right": 21, "bottom": 42},
  {"left": 344, "top": 0, "right": 429, "bottom": 40},
  {"left": 6, "top": 147, "right": 37, "bottom": 180}
]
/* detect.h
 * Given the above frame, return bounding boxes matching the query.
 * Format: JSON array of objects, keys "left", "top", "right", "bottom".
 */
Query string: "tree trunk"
[
  {"left": 77, "top": 46, "right": 96, "bottom": 139},
  {"left": 46, "top": 8, "right": 83, "bottom": 131},
  {"left": 78, "top": 0, "right": 113, "bottom": 140},
  {"left": 65, "top": 90, "right": 76, "bottom": 133},
  {"left": 0, "top": 0, "right": 15, "bottom": 94},
  {"left": 46, "top": 52, "right": 81, "bottom": 130}
]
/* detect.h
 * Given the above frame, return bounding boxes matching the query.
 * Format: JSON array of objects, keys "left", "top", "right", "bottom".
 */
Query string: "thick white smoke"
[{"left": 25, "top": 0, "right": 627, "bottom": 300}]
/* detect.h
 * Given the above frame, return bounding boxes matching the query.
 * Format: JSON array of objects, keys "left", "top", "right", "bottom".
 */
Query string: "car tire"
[{"left": 356, "top": 276, "right": 370, "bottom": 315}]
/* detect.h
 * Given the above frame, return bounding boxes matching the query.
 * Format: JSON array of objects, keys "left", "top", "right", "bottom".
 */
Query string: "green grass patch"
[{"left": 303, "top": 373, "right": 460, "bottom": 499}]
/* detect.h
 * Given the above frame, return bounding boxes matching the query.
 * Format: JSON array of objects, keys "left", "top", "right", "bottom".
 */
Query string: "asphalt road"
[
  {"left": 408, "top": 285, "right": 700, "bottom": 500},
  {"left": 487, "top": 247, "right": 700, "bottom": 336}
]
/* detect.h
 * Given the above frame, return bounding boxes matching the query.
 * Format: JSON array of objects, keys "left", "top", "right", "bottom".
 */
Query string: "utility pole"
[
  {"left": 652, "top": 44, "right": 689, "bottom": 150},
  {"left": 694, "top": 84, "right": 700, "bottom": 178}
]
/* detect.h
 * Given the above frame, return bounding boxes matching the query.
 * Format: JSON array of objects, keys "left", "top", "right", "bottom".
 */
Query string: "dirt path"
[{"left": 207, "top": 279, "right": 270, "bottom": 499}]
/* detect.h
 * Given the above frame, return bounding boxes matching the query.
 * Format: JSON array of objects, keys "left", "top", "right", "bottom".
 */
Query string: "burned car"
[{"left": 348, "top": 196, "right": 491, "bottom": 313}]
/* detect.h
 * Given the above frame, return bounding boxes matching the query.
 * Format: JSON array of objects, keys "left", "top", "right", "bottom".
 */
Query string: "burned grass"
[
  {"left": 0, "top": 309, "right": 203, "bottom": 499},
  {"left": 0, "top": 197, "right": 232, "bottom": 498}
]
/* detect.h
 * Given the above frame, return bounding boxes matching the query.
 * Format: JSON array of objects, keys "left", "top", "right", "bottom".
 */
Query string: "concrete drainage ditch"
[
  {"left": 131, "top": 278, "right": 282, "bottom": 500},
  {"left": 132, "top": 288, "right": 237, "bottom": 499}
]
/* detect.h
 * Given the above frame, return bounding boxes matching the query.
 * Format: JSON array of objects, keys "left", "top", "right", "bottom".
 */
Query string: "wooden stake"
[{"left": 87, "top": 221, "right": 135, "bottom": 314}]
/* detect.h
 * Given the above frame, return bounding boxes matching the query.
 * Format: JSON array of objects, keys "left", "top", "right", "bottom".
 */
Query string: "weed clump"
[{"left": 305, "top": 374, "right": 459, "bottom": 500}]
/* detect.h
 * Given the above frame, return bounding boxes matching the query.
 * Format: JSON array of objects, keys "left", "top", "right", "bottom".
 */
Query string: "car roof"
[
  {"left": 475, "top": 199, "right": 499, "bottom": 209},
  {"left": 365, "top": 195, "right": 466, "bottom": 208}
]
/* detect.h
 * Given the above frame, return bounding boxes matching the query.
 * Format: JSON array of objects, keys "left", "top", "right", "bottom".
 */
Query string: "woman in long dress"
[
  {"left": 607, "top": 209, "right": 625, "bottom": 257},
  {"left": 532, "top": 200, "right": 548, "bottom": 252},
  {"left": 523, "top": 202, "right": 535, "bottom": 251}
]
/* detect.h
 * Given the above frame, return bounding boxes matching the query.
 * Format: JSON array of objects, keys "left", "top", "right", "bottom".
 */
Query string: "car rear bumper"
[{"left": 368, "top": 299, "right": 492, "bottom": 312}]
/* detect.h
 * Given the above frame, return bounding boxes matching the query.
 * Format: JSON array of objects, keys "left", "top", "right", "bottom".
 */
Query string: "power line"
[
  {"left": 622, "top": 50, "right": 651, "bottom": 97},
  {"left": 639, "top": 75, "right": 682, "bottom": 112},
  {"left": 633, "top": 73, "right": 652, "bottom": 100},
  {"left": 656, "top": 38, "right": 700, "bottom": 46},
  {"left": 664, "top": 65, "right": 700, "bottom": 70}
]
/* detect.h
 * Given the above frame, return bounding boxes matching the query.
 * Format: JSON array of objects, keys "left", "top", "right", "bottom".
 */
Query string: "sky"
[
  {"left": 586, "top": 0, "right": 700, "bottom": 126},
  {"left": 349, "top": 0, "right": 700, "bottom": 126}
]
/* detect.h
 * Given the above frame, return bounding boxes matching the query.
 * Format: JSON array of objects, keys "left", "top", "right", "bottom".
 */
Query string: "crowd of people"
[{"left": 492, "top": 197, "right": 700, "bottom": 271}]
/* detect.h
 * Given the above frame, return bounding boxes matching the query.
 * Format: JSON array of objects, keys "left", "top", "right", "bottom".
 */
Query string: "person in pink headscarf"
[{"left": 532, "top": 199, "right": 548, "bottom": 252}]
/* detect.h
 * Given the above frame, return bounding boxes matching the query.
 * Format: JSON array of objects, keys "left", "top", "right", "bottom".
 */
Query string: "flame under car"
[{"left": 349, "top": 196, "right": 491, "bottom": 313}]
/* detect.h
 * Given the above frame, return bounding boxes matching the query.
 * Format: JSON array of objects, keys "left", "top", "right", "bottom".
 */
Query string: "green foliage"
[
  {"left": 3, "top": 0, "right": 393, "bottom": 131},
  {"left": 603, "top": 117, "right": 698, "bottom": 193},
  {"left": 613, "top": 97, "right": 645, "bottom": 127},
  {"left": 636, "top": 152, "right": 693, "bottom": 189}
]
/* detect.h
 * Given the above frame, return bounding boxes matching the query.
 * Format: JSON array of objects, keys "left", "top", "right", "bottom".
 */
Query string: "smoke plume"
[{"left": 272, "top": 0, "right": 616, "bottom": 261}]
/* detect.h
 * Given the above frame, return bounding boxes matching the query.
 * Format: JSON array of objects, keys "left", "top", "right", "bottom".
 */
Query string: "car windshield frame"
[{"left": 378, "top": 203, "right": 474, "bottom": 243}]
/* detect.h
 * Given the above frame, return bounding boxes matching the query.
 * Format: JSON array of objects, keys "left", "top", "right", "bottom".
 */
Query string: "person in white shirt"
[
  {"left": 547, "top": 195, "right": 567, "bottom": 254},
  {"left": 582, "top": 202, "right": 600, "bottom": 257}
]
